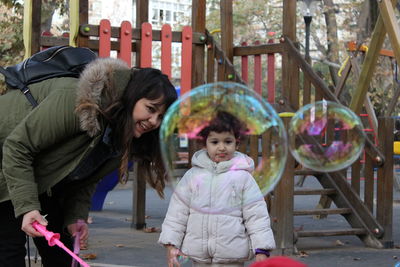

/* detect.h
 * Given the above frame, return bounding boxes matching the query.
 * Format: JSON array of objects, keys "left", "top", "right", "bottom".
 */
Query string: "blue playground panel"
[{"left": 90, "top": 162, "right": 133, "bottom": 211}]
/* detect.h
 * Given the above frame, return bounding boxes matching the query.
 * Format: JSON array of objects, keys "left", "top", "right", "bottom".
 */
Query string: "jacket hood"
[
  {"left": 75, "top": 57, "right": 131, "bottom": 137},
  {"left": 191, "top": 149, "right": 254, "bottom": 173}
]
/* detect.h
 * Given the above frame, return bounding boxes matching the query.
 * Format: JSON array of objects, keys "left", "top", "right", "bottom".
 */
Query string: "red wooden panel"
[
  {"left": 99, "top": 19, "right": 111, "bottom": 58},
  {"left": 241, "top": 41, "right": 248, "bottom": 83},
  {"left": 119, "top": 21, "right": 132, "bottom": 67},
  {"left": 180, "top": 26, "right": 192, "bottom": 96},
  {"left": 140, "top": 22, "right": 152, "bottom": 68},
  {"left": 254, "top": 40, "right": 262, "bottom": 96},
  {"left": 161, "top": 24, "right": 172, "bottom": 79},
  {"left": 267, "top": 38, "right": 275, "bottom": 103}
]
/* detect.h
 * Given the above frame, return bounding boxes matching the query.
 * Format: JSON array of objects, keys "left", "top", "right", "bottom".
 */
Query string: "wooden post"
[
  {"left": 69, "top": 0, "right": 79, "bottom": 47},
  {"left": 23, "top": 0, "right": 41, "bottom": 58},
  {"left": 219, "top": 0, "right": 233, "bottom": 81},
  {"left": 77, "top": 0, "right": 89, "bottom": 48},
  {"left": 131, "top": 163, "right": 146, "bottom": 229},
  {"left": 135, "top": 0, "right": 149, "bottom": 67},
  {"left": 271, "top": 117, "right": 294, "bottom": 255},
  {"left": 189, "top": 0, "right": 206, "bottom": 159},
  {"left": 191, "top": 0, "right": 206, "bottom": 87},
  {"left": 281, "top": 0, "right": 299, "bottom": 110},
  {"left": 376, "top": 117, "right": 394, "bottom": 248},
  {"left": 132, "top": 0, "right": 148, "bottom": 229}
]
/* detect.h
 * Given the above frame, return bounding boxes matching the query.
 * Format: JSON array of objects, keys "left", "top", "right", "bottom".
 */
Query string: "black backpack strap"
[{"left": 0, "top": 66, "right": 38, "bottom": 107}]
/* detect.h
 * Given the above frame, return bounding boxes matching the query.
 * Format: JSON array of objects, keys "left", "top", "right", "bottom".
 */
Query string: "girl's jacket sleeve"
[
  {"left": 242, "top": 173, "right": 276, "bottom": 251},
  {"left": 158, "top": 168, "right": 193, "bottom": 248}
]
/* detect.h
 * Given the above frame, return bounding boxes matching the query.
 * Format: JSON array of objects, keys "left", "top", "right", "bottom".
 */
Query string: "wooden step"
[
  {"left": 294, "top": 169, "right": 324, "bottom": 176},
  {"left": 296, "top": 228, "right": 368, "bottom": 237},
  {"left": 293, "top": 208, "right": 352, "bottom": 216},
  {"left": 294, "top": 188, "right": 337, "bottom": 195}
]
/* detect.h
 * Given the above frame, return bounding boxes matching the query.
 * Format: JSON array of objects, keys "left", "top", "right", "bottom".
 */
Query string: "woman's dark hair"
[
  {"left": 104, "top": 68, "right": 177, "bottom": 197},
  {"left": 198, "top": 111, "right": 246, "bottom": 145}
]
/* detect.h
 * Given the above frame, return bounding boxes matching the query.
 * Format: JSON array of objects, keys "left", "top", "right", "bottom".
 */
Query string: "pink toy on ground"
[{"left": 32, "top": 221, "right": 91, "bottom": 267}]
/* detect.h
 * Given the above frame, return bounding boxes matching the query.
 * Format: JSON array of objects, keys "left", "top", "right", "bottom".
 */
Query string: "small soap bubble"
[
  {"left": 288, "top": 100, "right": 365, "bottom": 172},
  {"left": 159, "top": 82, "right": 287, "bottom": 213}
]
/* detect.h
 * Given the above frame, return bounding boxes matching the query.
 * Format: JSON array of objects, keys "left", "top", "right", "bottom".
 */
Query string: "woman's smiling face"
[{"left": 131, "top": 97, "right": 166, "bottom": 138}]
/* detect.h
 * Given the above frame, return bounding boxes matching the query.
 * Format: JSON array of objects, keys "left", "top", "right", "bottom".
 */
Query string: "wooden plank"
[
  {"left": 181, "top": 26, "right": 192, "bottom": 96},
  {"left": 351, "top": 158, "right": 361, "bottom": 195},
  {"left": 140, "top": 22, "right": 152, "bottom": 68},
  {"left": 270, "top": 117, "right": 294, "bottom": 254},
  {"left": 31, "top": 0, "right": 41, "bottom": 54},
  {"left": 161, "top": 24, "right": 172, "bottom": 79},
  {"left": 294, "top": 188, "right": 336, "bottom": 195},
  {"left": 206, "top": 38, "right": 216, "bottom": 83},
  {"left": 233, "top": 43, "right": 284, "bottom": 56},
  {"left": 220, "top": 0, "right": 233, "bottom": 61},
  {"left": 99, "top": 19, "right": 111, "bottom": 58},
  {"left": 284, "top": 37, "right": 340, "bottom": 103},
  {"left": 80, "top": 24, "right": 205, "bottom": 44},
  {"left": 364, "top": 150, "right": 375, "bottom": 212},
  {"left": 40, "top": 37, "right": 139, "bottom": 52},
  {"left": 297, "top": 228, "right": 367, "bottom": 237},
  {"left": 379, "top": 0, "right": 400, "bottom": 67},
  {"left": 376, "top": 117, "right": 394, "bottom": 247},
  {"left": 267, "top": 39, "right": 276, "bottom": 103},
  {"left": 385, "top": 81, "right": 400, "bottom": 116},
  {"left": 23, "top": 0, "right": 35, "bottom": 58},
  {"left": 349, "top": 12, "right": 388, "bottom": 113},
  {"left": 254, "top": 40, "right": 262, "bottom": 96},
  {"left": 241, "top": 42, "right": 248, "bottom": 83},
  {"left": 191, "top": 0, "right": 206, "bottom": 87},
  {"left": 69, "top": 0, "right": 79, "bottom": 47},
  {"left": 334, "top": 56, "right": 352, "bottom": 97},
  {"left": 119, "top": 21, "right": 132, "bottom": 67},
  {"left": 294, "top": 208, "right": 352, "bottom": 216},
  {"left": 317, "top": 173, "right": 384, "bottom": 244},
  {"left": 77, "top": 0, "right": 89, "bottom": 48}
]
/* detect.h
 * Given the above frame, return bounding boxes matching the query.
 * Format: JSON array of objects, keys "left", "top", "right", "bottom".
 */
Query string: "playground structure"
[{"left": 21, "top": 0, "right": 399, "bottom": 255}]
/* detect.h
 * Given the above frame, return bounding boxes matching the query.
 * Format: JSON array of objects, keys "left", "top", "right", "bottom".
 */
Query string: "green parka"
[{"left": 0, "top": 58, "right": 131, "bottom": 226}]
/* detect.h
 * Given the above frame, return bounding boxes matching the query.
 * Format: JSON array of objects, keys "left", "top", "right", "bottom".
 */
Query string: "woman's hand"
[
  {"left": 165, "top": 244, "right": 186, "bottom": 267},
  {"left": 255, "top": 253, "right": 268, "bottom": 262},
  {"left": 67, "top": 219, "right": 89, "bottom": 249},
  {"left": 22, "top": 210, "right": 48, "bottom": 237}
]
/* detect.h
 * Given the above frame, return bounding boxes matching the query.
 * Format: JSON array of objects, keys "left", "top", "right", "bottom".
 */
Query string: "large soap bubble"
[
  {"left": 288, "top": 100, "right": 365, "bottom": 172},
  {"left": 160, "top": 82, "right": 287, "bottom": 213}
]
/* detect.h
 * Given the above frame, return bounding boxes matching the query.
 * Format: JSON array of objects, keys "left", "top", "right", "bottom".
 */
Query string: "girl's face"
[
  {"left": 132, "top": 97, "right": 166, "bottom": 138},
  {"left": 206, "top": 131, "right": 237, "bottom": 163}
]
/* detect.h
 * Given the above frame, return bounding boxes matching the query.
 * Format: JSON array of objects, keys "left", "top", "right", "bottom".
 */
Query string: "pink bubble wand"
[{"left": 32, "top": 221, "right": 90, "bottom": 267}]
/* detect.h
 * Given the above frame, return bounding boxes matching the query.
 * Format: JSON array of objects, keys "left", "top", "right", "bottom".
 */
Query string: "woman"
[{"left": 0, "top": 57, "right": 177, "bottom": 267}]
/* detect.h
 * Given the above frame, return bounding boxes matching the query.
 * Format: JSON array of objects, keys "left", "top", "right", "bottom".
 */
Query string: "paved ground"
[{"left": 27, "top": 176, "right": 400, "bottom": 267}]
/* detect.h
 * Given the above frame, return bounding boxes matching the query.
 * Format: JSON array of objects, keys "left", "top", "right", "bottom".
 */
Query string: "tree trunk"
[{"left": 323, "top": 0, "right": 339, "bottom": 87}]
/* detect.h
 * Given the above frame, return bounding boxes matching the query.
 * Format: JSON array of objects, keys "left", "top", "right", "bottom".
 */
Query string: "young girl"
[
  {"left": 0, "top": 57, "right": 177, "bottom": 267},
  {"left": 159, "top": 111, "right": 275, "bottom": 267}
]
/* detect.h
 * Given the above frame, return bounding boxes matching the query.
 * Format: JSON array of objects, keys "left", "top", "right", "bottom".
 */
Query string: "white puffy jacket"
[{"left": 158, "top": 150, "right": 275, "bottom": 263}]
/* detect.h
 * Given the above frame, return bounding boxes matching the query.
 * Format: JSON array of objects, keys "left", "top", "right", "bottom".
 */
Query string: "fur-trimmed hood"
[{"left": 75, "top": 57, "right": 132, "bottom": 137}]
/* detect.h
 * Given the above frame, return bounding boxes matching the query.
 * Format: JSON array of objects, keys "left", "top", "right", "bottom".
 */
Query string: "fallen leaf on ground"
[
  {"left": 80, "top": 243, "right": 88, "bottom": 250},
  {"left": 335, "top": 240, "right": 345, "bottom": 246},
  {"left": 145, "top": 215, "right": 151, "bottom": 219},
  {"left": 115, "top": 244, "right": 125, "bottom": 247},
  {"left": 87, "top": 216, "right": 93, "bottom": 224},
  {"left": 125, "top": 217, "right": 132, "bottom": 222},
  {"left": 143, "top": 227, "right": 160, "bottom": 233},
  {"left": 353, "top": 257, "right": 361, "bottom": 261},
  {"left": 81, "top": 253, "right": 97, "bottom": 260},
  {"left": 299, "top": 251, "right": 309, "bottom": 258},
  {"left": 393, "top": 256, "right": 398, "bottom": 259}
]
